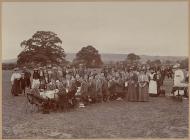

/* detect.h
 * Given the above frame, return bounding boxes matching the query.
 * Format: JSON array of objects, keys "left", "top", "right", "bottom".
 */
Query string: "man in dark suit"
[{"left": 22, "top": 66, "right": 31, "bottom": 89}]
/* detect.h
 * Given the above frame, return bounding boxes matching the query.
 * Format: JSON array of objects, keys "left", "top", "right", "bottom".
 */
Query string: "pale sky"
[{"left": 2, "top": 1, "right": 189, "bottom": 60}]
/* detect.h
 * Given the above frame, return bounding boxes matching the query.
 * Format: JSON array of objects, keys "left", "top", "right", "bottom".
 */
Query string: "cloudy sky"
[{"left": 2, "top": 1, "right": 189, "bottom": 60}]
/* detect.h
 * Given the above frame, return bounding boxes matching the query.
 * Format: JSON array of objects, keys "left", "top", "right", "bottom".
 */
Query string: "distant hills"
[{"left": 2, "top": 53, "right": 187, "bottom": 64}]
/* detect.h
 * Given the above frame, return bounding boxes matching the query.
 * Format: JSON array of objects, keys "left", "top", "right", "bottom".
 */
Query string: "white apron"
[{"left": 148, "top": 73, "right": 157, "bottom": 94}]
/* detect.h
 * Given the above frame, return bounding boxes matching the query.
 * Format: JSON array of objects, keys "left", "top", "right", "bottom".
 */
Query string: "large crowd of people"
[{"left": 10, "top": 63, "right": 188, "bottom": 111}]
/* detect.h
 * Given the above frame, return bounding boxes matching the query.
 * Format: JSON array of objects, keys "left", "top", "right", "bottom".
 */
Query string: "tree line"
[{"left": 3, "top": 31, "right": 188, "bottom": 70}]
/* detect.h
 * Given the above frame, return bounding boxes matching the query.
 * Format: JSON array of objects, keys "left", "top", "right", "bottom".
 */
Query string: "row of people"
[{"left": 11, "top": 65, "right": 165, "bottom": 103}]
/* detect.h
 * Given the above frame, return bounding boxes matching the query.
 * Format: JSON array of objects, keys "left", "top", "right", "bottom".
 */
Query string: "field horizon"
[{"left": 2, "top": 53, "right": 187, "bottom": 64}]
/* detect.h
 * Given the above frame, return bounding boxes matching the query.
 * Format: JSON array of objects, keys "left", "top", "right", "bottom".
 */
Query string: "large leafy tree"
[
  {"left": 17, "top": 31, "right": 66, "bottom": 67},
  {"left": 73, "top": 45, "right": 103, "bottom": 68},
  {"left": 125, "top": 53, "right": 141, "bottom": 65}
]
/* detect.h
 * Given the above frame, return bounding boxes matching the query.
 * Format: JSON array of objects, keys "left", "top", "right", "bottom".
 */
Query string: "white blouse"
[
  {"left": 174, "top": 69, "right": 185, "bottom": 86},
  {"left": 11, "top": 73, "right": 21, "bottom": 82}
]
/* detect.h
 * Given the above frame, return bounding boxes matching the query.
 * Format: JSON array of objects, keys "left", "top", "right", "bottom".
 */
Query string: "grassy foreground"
[{"left": 2, "top": 70, "right": 189, "bottom": 139}]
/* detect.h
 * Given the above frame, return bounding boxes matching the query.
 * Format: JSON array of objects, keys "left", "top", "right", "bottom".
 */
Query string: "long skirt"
[
  {"left": 32, "top": 79, "right": 40, "bottom": 89},
  {"left": 138, "top": 84, "right": 149, "bottom": 101},
  {"left": 102, "top": 89, "right": 110, "bottom": 101},
  {"left": 127, "top": 84, "right": 138, "bottom": 101},
  {"left": 11, "top": 79, "right": 21, "bottom": 96},
  {"left": 25, "top": 78, "right": 31, "bottom": 88},
  {"left": 88, "top": 87, "right": 97, "bottom": 100},
  {"left": 96, "top": 89, "right": 103, "bottom": 102}
]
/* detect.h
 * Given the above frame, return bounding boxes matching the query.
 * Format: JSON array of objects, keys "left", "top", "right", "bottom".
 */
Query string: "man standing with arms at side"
[{"left": 22, "top": 66, "right": 31, "bottom": 89}]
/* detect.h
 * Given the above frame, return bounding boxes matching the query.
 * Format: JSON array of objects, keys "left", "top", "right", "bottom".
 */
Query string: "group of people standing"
[
  {"left": 11, "top": 64, "right": 169, "bottom": 106},
  {"left": 11, "top": 67, "right": 31, "bottom": 96}
]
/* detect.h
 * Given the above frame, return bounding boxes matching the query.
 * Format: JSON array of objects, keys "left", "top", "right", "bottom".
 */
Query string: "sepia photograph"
[{"left": 1, "top": 1, "right": 189, "bottom": 139}]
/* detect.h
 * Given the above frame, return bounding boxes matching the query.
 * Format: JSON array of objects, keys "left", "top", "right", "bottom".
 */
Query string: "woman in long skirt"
[
  {"left": 138, "top": 68, "right": 149, "bottom": 101},
  {"left": 95, "top": 75, "right": 103, "bottom": 103},
  {"left": 101, "top": 75, "right": 110, "bottom": 102},
  {"left": 11, "top": 68, "right": 22, "bottom": 96},
  {"left": 88, "top": 75, "right": 97, "bottom": 103},
  {"left": 80, "top": 75, "right": 89, "bottom": 105},
  {"left": 127, "top": 67, "right": 138, "bottom": 102},
  {"left": 108, "top": 76, "right": 117, "bottom": 101}
]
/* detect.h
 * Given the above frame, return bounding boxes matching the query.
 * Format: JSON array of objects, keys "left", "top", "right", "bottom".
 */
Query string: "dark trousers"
[
  {"left": 26, "top": 79, "right": 31, "bottom": 88},
  {"left": 11, "top": 79, "right": 21, "bottom": 96}
]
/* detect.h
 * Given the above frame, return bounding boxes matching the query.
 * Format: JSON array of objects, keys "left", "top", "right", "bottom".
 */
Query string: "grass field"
[{"left": 2, "top": 70, "right": 189, "bottom": 139}]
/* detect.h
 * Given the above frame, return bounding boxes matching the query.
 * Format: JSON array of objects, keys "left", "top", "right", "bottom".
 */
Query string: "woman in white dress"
[{"left": 148, "top": 68, "right": 158, "bottom": 96}]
